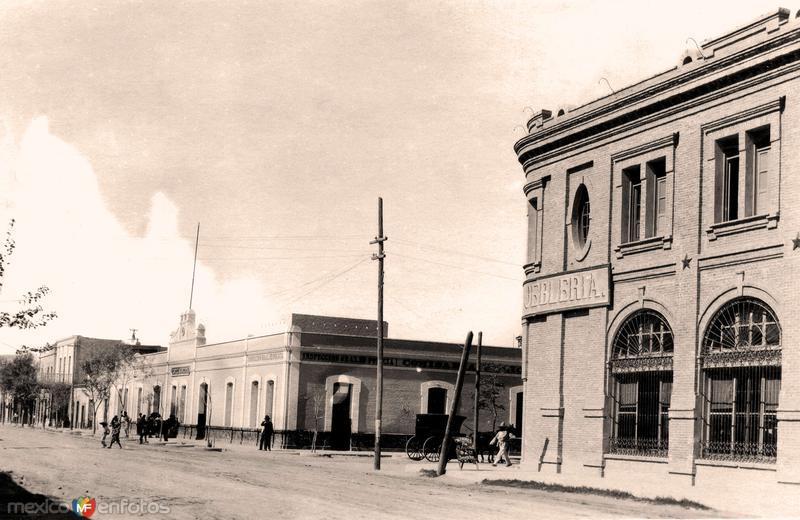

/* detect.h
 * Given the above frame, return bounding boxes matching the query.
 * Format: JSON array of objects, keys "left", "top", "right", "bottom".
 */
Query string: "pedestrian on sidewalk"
[
  {"left": 489, "top": 422, "right": 513, "bottom": 467},
  {"left": 100, "top": 421, "right": 110, "bottom": 448},
  {"left": 259, "top": 415, "right": 273, "bottom": 451},
  {"left": 108, "top": 416, "right": 122, "bottom": 449}
]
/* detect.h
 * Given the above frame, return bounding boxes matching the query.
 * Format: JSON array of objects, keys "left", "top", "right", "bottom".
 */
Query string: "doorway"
[
  {"left": 330, "top": 382, "right": 352, "bottom": 450},
  {"left": 197, "top": 383, "right": 208, "bottom": 439}
]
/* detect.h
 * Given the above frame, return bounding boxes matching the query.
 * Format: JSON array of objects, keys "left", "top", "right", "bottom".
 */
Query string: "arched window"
[
  {"left": 700, "top": 298, "right": 781, "bottom": 462},
  {"left": 224, "top": 382, "right": 234, "bottom": 427},
  {"left": 250, "top": 381, "right": 260, "bottom": 428},
  {"left": 608, "top": 310, "right": 673, "bottom": 457}
]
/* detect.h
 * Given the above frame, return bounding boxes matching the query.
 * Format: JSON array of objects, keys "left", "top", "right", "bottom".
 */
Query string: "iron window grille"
[
  {"left": 700, "top": 298, "right": 781, "bottom": 463},
  {"left": 608, "top": 310, "right": 673, "bottom": 457}
]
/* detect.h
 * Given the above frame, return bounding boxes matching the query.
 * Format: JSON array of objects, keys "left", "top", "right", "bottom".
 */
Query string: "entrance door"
[
  {"left": 196, "top": 383, "right": 208, "bottom": 439},
  {"left": 330, "top": 383, "right": 352, "bottom": 450}
]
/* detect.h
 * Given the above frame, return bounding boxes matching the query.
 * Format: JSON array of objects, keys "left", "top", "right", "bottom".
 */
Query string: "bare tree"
[
  {"left": 478, "top": 370, "right": 506, "bottom": 432},
  {"left": 0, "top": 220, "right": 56, "bottom": 330},
  {"left": 303, "top": 388, "right": 326, "bottom": 452}
]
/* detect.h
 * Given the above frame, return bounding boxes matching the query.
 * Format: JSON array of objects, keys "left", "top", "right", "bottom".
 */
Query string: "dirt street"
[{"left": 0, "top": 425, "right": 728, "bottom": 519}]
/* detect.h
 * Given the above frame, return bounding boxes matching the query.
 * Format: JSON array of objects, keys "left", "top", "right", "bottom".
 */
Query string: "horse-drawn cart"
[{"left": 405, "top": 413, "right": 467, "bottom": 462}]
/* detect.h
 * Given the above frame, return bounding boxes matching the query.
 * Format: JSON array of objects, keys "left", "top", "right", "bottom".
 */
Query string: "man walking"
[
  {"left": 489, "top": 422, "right": 513, "bottom": 467},
  {"left": 100, "top": 421, "right": 110, "bottom": 448},
  {"left": 259, "top": 415, "right": 274, "bottom": 451}
]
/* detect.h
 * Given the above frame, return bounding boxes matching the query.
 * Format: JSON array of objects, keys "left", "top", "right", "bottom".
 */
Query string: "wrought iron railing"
[{"left": 608, "top": 437, "right": 668, "bottom": 457}]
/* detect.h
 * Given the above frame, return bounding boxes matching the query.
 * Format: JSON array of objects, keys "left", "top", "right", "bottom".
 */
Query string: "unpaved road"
[{"left": 0, "top": 425, "right": 727, "bottom": 519}]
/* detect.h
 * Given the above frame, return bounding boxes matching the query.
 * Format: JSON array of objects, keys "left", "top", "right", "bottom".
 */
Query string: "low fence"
[{"left": 176, "top": 424, "right": 521, "bottom": 455}]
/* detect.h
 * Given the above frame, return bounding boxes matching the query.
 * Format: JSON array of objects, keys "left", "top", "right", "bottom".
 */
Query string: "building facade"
[
  {"left": 35, "top": 336, "right": 162, "bottom": 428},
  {"left": 515, "top": 8, "right": 800, "bottom": 502},
  {"left": 107, "top": 312, "right": 522, "bottom": 449}
]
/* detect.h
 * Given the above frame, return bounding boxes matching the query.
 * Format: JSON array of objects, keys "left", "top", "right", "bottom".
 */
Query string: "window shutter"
[
  {"left": 714, "top": 143, "right": 725, "bottom": 223},
  {"left": 656, "top": 176, "right": 667, "bottom": 236},
  {"left": 645, "top": 164, "right": 656, "bottom": 238},
  {"left": 620, "top": 172, "right": 630, "bottom": 243},
  {"left": 756, "top": 147, "right": 770, "bottom": 215}
]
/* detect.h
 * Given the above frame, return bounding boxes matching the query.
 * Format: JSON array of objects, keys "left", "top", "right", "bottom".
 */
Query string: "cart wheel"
[
  {"left": 423, "top": 436, "right": 441, "bottom": 462},
  {"left": 405, "top": 436, "right": 424, "bottom": 461}
]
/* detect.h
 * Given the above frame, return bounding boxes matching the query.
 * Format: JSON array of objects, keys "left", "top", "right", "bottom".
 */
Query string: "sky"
[{"left": 0, "top": 0, "right": 787, "bottom": 353}]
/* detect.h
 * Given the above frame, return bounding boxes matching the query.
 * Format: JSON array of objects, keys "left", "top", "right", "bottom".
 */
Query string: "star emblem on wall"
[
  {"left": 793, "top": 233, "right": 800, "bottom": 250},
  {"left": 681, "top": 254, "right": 692, "bottom": 270}
]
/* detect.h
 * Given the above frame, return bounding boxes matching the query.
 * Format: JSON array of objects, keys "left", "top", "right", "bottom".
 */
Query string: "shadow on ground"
[{"left": 0, "top": 472, "right": 80, "bottom": 519}]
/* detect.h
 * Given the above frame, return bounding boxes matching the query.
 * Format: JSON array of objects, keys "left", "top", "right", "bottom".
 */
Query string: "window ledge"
[
  {"left": 523, "top": 261, "right": 541, "bottom": 276},
  {"left": 706, "top": 213, "right": 779, "bottom": 241},
  {"left": 695, "top": 459, "right": 776, "bottom": 471},
  {"left": 603, "top": 453, "right": 668, "bottom": 464},
  {"left": 614, "top": 235, "right": 672, "bottom": 258}
]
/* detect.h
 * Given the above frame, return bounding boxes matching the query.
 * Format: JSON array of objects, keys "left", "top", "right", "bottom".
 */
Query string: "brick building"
[
  {"left": 114, "top": 311, "right": 521, "bottom": 449},
  {"left": 514, "top": 8, "right": 800, "bottom": 506}
]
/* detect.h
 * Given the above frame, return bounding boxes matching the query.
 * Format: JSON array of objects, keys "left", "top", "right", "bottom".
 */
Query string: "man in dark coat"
[
  {"left": 136, "top": 413, "right": 146, "bottom": 444},
  {"left": 259, "top": 415, "right": 274, "bottom": 451}
]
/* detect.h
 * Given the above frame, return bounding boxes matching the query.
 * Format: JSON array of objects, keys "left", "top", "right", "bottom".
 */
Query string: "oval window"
[{"left": 571, "top": 184, "right": 590, "bottom": 251}]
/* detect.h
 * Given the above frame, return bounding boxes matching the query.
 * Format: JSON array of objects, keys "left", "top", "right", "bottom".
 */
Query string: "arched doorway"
[
  {"left": 330, "top": 382, "right": 352, "bottom": 450},
  {"left": 196, "top": 383, "right": 208, "bottom": 439}
]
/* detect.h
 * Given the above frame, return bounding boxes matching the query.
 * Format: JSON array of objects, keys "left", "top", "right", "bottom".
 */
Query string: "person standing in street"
[
  {"left": 100, "top": 421, "right": 110, "bottom": 448},
  {"left": 136, "top": 413, "right": 147, "bottom": 444},
  {"left": 121, "top": 411, "right": 131, "bottom": 438},
  {"left": 108, "top": 416, "right": 122, "bottom": 449},
  {"left": 489, "top": 422, "right": 513, "bottom": 467},
  {"left": 259, "top": 415, "right": 274, "bottom": 451}
]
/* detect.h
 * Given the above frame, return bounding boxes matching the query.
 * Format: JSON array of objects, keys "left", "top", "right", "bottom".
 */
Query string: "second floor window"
[
  {"left": 714, "top": 125, "right": 772, "bottom": 223},
  {"left": 621, "top": 157, "right": 667, "bottom": 243}
]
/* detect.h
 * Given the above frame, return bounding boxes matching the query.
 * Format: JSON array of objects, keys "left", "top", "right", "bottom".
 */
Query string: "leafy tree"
[
  {"left": 0, "top": 220, "right": 56, "bottom": 330},
  {"left": 478, "top": 369, "right": 506, "bottom": 432},
  {"left": 0, "top": 351, "right": 40, "bottom": 425},
  {"left": 40, "top": 381, "right": 71, "bottom": 427},
  {"left": 80, "top": 345, "right": 135, "bottom": 434}
]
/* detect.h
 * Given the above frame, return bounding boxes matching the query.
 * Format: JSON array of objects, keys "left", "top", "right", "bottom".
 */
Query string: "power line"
[
  {"left": 265, "top": 257, "right": 369, "bottom": 299},
  {"left": 276, "top": 258, "right": 370, "bottom": 309},
  {"left": 391, "top": 237, "right": 521, "bottom": 267},
  {"left": 390, "top": 252, "right": 521, "bottom": 282},
  {"left": 197, "top": 254, "right": 365, "bottom": 261}
]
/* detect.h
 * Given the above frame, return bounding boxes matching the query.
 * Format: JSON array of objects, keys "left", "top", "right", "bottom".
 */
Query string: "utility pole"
[
  {"left": 437, "top": 331, "right": 473, "bottom": 476},
  {"left": 472, "top": 331, "right": 482, "bottom": 451},
  {"left": 370, "top": 197, "right": 387, "bottom": 470}
]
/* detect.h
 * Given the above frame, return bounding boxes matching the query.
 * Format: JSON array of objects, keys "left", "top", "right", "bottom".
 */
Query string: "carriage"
[{"left": 405, "top": 413, "right": 468, "bottom": 462}]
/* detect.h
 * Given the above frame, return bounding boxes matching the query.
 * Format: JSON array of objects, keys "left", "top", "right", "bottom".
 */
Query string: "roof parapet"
[{"left": 525, "top": 109, "right": 553, "bottom": 132}]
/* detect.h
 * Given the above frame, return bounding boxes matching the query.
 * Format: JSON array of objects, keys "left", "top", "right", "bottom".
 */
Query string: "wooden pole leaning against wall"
[{"left": 436, "top": 331, "right": 473, "bottom": 476}]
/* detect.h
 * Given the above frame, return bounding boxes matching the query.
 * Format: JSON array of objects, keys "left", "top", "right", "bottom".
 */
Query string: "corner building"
[{"left": 514, "top": 9, "right": 800, "bottom": 506}]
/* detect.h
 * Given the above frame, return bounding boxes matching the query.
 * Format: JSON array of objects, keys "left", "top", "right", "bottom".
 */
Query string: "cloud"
[{"left": 0, "top": 117, "right": 280, "bottom": 353}]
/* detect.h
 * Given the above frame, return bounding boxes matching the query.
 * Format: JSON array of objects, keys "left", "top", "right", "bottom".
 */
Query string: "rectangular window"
[
  {"left": 622, "top": 165, "right": 641, "bottom": 243},
  {"left": 715, "top": 126, "right": 773, "bottom": 224},
  {"left": 702, "top": 367, "right": 780, "bottom": 461},
  {"left": 526, "top": 197, "right": 539, "bottom": 264},
  {"left": 610, "top": 372, "right": 671, "bottom": 456}
]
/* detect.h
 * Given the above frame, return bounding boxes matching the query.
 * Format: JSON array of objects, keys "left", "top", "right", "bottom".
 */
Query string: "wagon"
[{"left": 405, "top": 413, "right": 467, "bottom": 462}]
